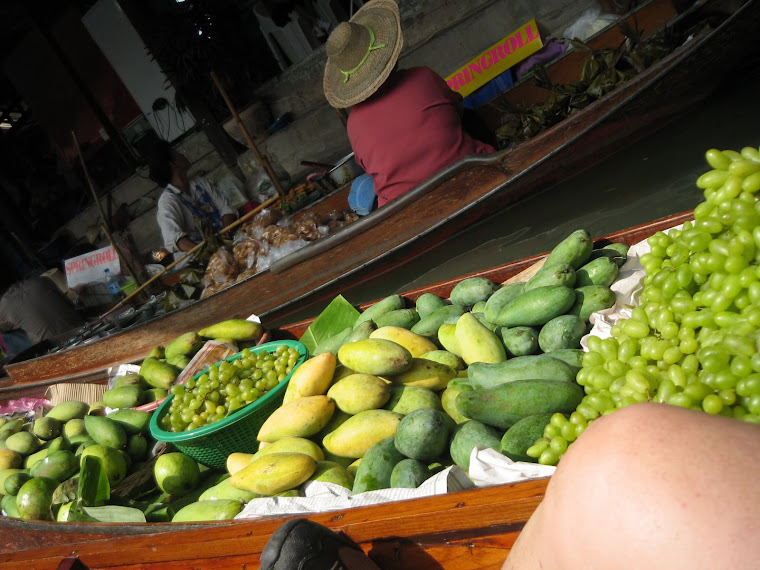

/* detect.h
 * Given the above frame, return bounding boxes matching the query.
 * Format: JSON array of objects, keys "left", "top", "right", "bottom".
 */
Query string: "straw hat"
[{"left": 323, "top": 0, "right": 403, "bottom": 108}]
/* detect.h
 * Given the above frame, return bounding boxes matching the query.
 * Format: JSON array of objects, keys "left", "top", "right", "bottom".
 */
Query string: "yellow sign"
[{"left": 445, "top": 19, "right": 543, "bottom": 97}]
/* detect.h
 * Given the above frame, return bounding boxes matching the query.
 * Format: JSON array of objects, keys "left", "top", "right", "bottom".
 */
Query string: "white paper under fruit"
[
  {"left": 235, "top": 447, "right": 555, "bottom": 520},
  {"left": 582, "top": 223, "right": 684, "bottom": 346}
]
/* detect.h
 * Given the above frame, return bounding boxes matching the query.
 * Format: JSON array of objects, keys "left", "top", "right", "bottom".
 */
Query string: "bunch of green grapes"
[
  {"left": 160, "top": 344, "right": 301, "bottom": 432},
  {"left": 528, "top": 145, "right": 760, "bottom": 465}
]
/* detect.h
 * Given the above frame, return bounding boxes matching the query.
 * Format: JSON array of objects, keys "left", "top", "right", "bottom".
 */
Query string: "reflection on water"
[{"left": 274, "top": 65, "right": 760, "bottom": 325}]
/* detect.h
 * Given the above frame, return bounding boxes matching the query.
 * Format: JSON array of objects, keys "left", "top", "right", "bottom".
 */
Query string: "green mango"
[
  {"left": 16, "top": 476, "right": 58, "bottom": 520},
  {"left": 30, "top": 450, "right": 79, "bottom": 483},
  {"left": 84, "top": 415, "right": 127, "bottom": 449},
  {"left": 106, "top": 409, "right": 152, "bottom": 435},
  {"left": 139, "top": 356, "right": 178, "bottom": 390},
  {"left": 32, "top": 417, "right": 62, "bottom": 441},
  {"left": 164, "top": 332, "right": 203, "bottom": 359},
  {"left": 46, "top": 401, "right": 89, "bottom": 422},
  {"left": 103, "top": 385, "right": 145, "bottom": 409},
  {"left": 6, "top": 431, "right": 41, "bottom": 456},
  {"left": 197, "top": 319, "right": 263, "bottom": 341}
]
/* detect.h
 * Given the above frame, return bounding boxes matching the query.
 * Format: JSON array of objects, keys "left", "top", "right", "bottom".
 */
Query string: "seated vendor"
[
  {"left": 149, "top": 141, "right": 237, "bottom": 265},
  {"left": 0, "top": 275, "right": 85, "bottom": 363},
  {"left": 322, "top": 0, "right": 495, "bottom": 209}
]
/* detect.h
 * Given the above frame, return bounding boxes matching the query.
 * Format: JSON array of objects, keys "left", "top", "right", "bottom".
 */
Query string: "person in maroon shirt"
[{"left": 323, "top": 0, "right": 495, "bottom": 209}]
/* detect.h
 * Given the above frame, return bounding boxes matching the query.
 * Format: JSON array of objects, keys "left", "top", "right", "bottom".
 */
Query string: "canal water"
[{"left": 273, "top": 64, "right": 760, "bottom": 325}]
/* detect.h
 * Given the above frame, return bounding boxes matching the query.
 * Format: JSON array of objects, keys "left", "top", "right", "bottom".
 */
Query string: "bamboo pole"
[
  {"left": 211, "top": 72, "right": 286, "bottom": 199},
  {"left": 100, "top": 194, "right": 280, "bottom": 318},
  {"left": 71, "top": 131, "right": 145, "bottom": 295}
]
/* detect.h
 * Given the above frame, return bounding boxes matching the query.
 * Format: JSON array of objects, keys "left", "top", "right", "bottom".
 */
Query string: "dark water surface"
[{"left": 275, "top": 66, "right": 760, "bottom": 325}]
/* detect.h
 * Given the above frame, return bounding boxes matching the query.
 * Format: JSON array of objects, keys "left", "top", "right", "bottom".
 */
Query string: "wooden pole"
[
  {"left": 71, "top": 131, "right": 145, "bottom": 295},
  {"left": 210, "top": 72, "right": 286, "bottom": 199},
  {"left": 100, "top": 195, "right": 281, "bottom": 317}
]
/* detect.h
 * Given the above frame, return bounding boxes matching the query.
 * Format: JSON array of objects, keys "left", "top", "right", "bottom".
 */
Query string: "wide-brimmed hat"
[{"left": 323, "top": 0, "right": 403, "bottom": 108}]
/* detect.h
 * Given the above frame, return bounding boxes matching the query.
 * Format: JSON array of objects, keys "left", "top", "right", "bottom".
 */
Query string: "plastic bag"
[
  {"left": 202, "top": 247, "right": 239, "bottom": 288},
  {"left": 563, "top": 8, "right": 619, "bottom": 42},
  {"left": 249, "top": 160, "right": 293, "bottom": 203}
]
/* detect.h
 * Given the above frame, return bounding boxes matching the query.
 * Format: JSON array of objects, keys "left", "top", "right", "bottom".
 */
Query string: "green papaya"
[
  {"left": 544, "top": 229, "right": 593, "bottom": 269},
  {"left": 352, "top": 437, "right": 405, "bottom": 494},
  {"left": 390, "top": 459, "right": 432, "bottom": 489},
  {"left": 483, "top": 283, "right": 526, "bottom": 324},
  {"left": 450, "top": 420, "right": 502, "bottom": 470},
  {"left": 411, "top": 305, "right": 466, "bottom": 339},
  {"left": 344, "top": 320, "right": 377, "bottom": 344},
  {"left": 374, "top": 308, "right": 420, "bottom": 330},
  {"left": 455, "top": 379, "right": 584, "bottom": 429},
  {"left": 355, "top": 295, "right": 405, "bottom": 326},
  {"left": 575, "top": 256, "right": 619, "bottom": 287},
  {"left": 501, "top": 326, "right": 540, "bottom": 357},
  {"left": 538, "top": 314, "right": 587, "bottom": 352},
  {"left": 449, "top": 277, "right": 498, "bottom": 308},
  {"left": 588, "top": 242, "right": 629, "bottom": 267},
  {"left": 523, "top": 262, "right": 576, "bottom": 292},
  {"left": 568, "top": 285, "right": 617, "bottom": 322},
  {"left": 394, "top": 409, "right": 453, "bottom": 462},
  {"left": 494, "top": 285, "right": 576, "bottom": 328},
  {"left": 415, "top": 293, "right": 448, "bottom": 319},
  {"left": 500, "top": 413, "right": 556, "bottom": 462},
  {"left": 543, "top": 349, "right": 584, "bottom": 373},
  {"left": 468, "top": 355, "right": 576, "bottom": 389}
]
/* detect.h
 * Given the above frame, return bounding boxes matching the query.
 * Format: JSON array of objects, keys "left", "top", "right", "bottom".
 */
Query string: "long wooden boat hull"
[
  {"left": 4, "top": 0, "right": 756, "bottom": 389},
  {"left": 0, "top": 210, "right": 694, "bottom": 568}
]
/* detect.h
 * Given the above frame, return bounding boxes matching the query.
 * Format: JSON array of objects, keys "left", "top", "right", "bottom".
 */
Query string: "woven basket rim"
[{"left": 149, "top": 339, "right": 307, "bottom": 443}]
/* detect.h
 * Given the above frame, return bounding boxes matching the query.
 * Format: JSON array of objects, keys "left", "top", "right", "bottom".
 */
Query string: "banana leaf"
[{"left": 299, "top": 295, "right": 361, "bottom": 355}]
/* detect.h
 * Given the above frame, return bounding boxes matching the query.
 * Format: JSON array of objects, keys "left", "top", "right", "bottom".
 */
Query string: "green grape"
[{"left": 531, "top": 145, "right": 760, "bottom": 466}]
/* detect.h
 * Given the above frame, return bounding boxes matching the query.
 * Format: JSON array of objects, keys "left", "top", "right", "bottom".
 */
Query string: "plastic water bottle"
[{"left": 104, "top": 269, "right": 121, "bottom": 297}]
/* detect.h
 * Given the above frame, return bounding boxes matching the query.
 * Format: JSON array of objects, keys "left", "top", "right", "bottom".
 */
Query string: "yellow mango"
[
  {"left": 327, "top": 374, "right": 391, "bottom": 414},
  {"left": 226, "top": 452, "right": 255, "bottom": 475},
  {"left": 387, "top": 358, "right": 457, "bottom": 391},
  {"left": 252, "top": 437, "right": 324, "bottom": 462},
  {"left": 437, "top": 323, "right": 461, "bottom": 357},
  {"left": 282, "top": 352, "right": 337, "bottom": 404},
  {"left": 337, "top": 339, "right": 412, "bottom": 377},
  {"left": 257, "top": 395, "right": 335, "bottom": 442},
  {"left": 230, "top": 452, "right": 316, "bottom": 495},
  {"left": 455, "top": 312, "right": 507, "bottom": 365},
  {"left": 369, "top": 326, "right": 438, "bottom": 358},
  {"left": 322, "top": 409, "right": 402, "bottom": 459}
]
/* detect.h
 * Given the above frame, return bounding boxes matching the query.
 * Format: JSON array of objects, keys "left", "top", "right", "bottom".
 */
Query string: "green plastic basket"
[{"left": 149, "top": 339, "right": 307, "bottom": 469}]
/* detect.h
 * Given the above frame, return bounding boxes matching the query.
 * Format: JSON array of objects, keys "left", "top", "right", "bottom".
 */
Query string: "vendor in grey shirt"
[{"left": 149, "top": 141, "right": 237, "bottom": 265}]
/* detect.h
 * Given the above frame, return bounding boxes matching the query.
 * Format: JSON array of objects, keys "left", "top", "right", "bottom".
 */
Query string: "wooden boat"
[
  {"left": 3, "top": 0, "right": 756, "bottom": 390},
  {"left": 0, "top": 209, "right": 694, "bottom": 568}
]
